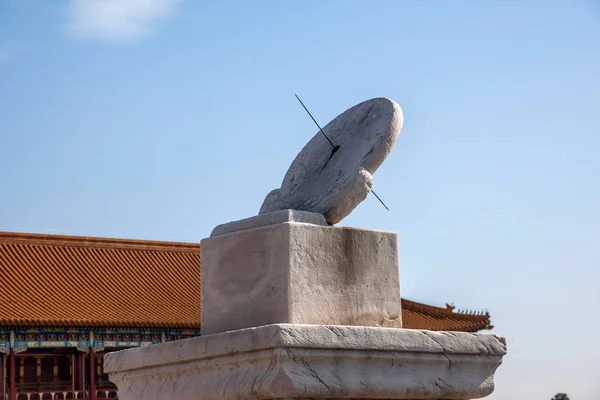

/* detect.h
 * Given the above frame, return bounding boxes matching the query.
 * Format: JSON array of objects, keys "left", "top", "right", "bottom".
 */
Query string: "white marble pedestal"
[
  {"left": 105, "top": 324, "right": 506, "bottom": 400},
  {"left": 105, "top": 210, "right": 506, "bottom": 399},
  {"left": 201, "top": 210, "right": 402, "bottom": 335}
]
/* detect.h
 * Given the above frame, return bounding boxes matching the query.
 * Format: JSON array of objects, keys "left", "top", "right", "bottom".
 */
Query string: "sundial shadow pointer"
[{"left": 259, "top": 96, "right": 403, "bottom": 225}]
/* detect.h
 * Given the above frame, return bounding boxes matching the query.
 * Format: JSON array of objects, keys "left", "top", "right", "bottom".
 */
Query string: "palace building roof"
[
  {"left": 0, "top": 231, "right": 492, "bottom": 332},
  {"left": 0, "top": 231, "right": 200, "bottom": 329},
  {"left": 401, "top": 299, "right": 493, "bottom": 332}
]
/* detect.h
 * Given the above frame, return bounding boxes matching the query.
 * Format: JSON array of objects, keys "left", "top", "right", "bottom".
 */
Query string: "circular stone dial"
[{"left": 259, "top": 97, "right": 403, "bottom": 224}]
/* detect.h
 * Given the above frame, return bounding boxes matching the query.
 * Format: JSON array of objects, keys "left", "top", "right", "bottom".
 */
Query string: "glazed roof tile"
[
  {"left": 0, "top": 231, "right": 201, "bottom": 329},
  {"left": 401, "top": 298, "right": 493, "bottom": 332}
]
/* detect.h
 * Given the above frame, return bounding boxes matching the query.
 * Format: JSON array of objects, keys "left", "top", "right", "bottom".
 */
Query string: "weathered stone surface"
[
  {"left": 201, "top": 216, "right": 401, "bottom": 335},
  {"left": 210, "top": 209, "right": 327, "bottom": 237},
  {"left": 105, "top": 323, "right": 507, "bottom": 400},
  {"left": 260, "top": 97, "right": 403, "bottom": 224}
]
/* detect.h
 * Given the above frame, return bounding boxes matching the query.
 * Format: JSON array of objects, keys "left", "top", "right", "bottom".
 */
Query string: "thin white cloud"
[{"left": 64, "top": 0, "right": 180, "bottom": 42}]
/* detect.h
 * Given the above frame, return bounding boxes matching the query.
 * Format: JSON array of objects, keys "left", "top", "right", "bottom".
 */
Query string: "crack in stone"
[
  {"left": 330, "top": 370, "right": 342, "bottom": 383},
  {"left": 287, "top": 349, "right": 330, "bottom": 391},
  {"left": 249, "top": 352, "right": 278, "bottom": 396},
  {"left": 135, "top": 378, "right": 148, "bottom": 400},
  {"left": 422, "top": 332, "right": 453, "bottom": 366}
]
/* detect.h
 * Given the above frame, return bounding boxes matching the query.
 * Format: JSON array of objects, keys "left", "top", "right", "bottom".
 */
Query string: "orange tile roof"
[
  {"left": 0, "top": 231, "right": 492, "bottom": 332},
  {"left": 0, "top": 231, "right": 201, "bottom": 329},
  {"left": 401, "top": 298, "right": 493, "bottom": 332}
]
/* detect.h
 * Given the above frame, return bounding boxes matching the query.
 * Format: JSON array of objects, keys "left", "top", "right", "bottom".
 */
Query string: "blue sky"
[{"left": 1, "top": 1, "right": 599, "bottom": 398}]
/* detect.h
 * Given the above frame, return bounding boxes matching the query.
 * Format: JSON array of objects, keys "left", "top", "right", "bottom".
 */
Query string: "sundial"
[{"left": 259, "top": 96, "right": 403, "bottom": 224}]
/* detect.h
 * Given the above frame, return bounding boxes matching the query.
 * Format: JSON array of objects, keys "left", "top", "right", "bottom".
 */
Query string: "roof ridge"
[
  {"left": 0, "top": 231, "right": 200, "bottom": 252},
  {"left": 401, "top": 298, "right": 490, "bottom": 320}
]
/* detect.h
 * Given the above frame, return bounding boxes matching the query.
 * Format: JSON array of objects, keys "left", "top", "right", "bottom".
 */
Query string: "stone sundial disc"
[{"left": 259, "top": 97, "right": 403, "bottom": 224}]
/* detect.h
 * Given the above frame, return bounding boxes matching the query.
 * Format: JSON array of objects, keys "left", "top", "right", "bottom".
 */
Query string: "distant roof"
[
  {"left": 0, "top": 231, "right": 492, "bottom": 332},
  {"left": 0, "top": 231, "right": 200, "bottom": 328},
  {"left": 402, "top": 299, "right": 493, "bottom": 332}
]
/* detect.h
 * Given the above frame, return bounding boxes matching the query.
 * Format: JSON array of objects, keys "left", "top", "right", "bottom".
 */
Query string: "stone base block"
[
  {"left": 201, "top": 210, "right": 402, "bottom": 335},
  {"left": 105, "top": 324, "right": 506, "bottom": 400}
]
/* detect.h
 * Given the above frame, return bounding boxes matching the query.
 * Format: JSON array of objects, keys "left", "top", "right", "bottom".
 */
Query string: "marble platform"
[{"left": 104, "top": 323, "right": 506, "bottom": 400}]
